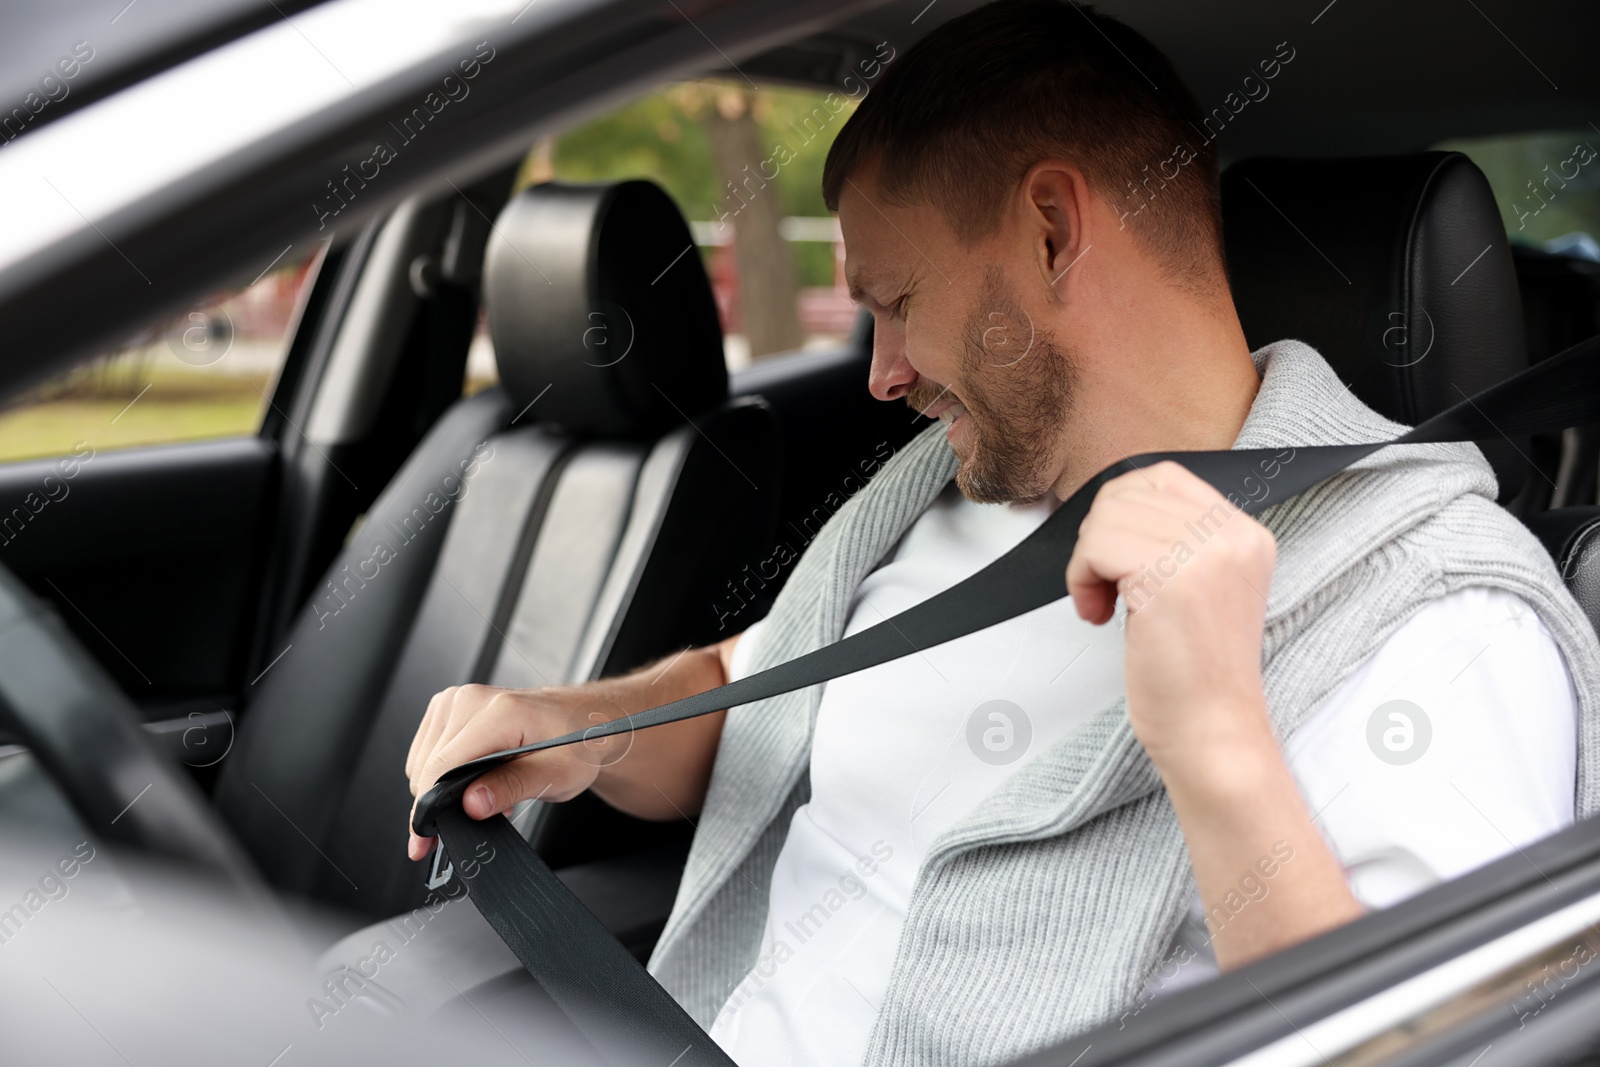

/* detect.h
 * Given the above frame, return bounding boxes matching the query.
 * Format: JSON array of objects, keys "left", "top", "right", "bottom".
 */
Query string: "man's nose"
[{"left": 867, "top": 326, "right": 916, "bottom": 402}]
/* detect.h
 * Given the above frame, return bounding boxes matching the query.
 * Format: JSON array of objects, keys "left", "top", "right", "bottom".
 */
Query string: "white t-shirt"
[{"left": 708, "top": 482, "right": 1579, "bottom": 1067}]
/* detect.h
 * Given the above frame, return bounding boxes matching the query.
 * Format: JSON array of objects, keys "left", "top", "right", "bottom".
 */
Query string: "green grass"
[
  {"left": 0, "top": 365, "right": 273, "bottom": 462},
  {"left": 0, "top": 398, "right": 267, "bottom": 461}
]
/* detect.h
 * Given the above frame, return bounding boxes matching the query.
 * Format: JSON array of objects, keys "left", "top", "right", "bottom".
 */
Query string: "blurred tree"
[
  {"left": 701, "top": 85, "right": 803, "bottom": 358},
  {"left": 530, "top": 80, "right": 859, "bottom": 349},
  {"left": 543, "top": 91, "right": 721, "bottom": 211}
]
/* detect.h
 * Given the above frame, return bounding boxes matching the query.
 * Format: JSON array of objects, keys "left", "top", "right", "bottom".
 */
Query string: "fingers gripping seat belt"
[{"left": 416, "top": 334, "right": 1600, "bottom": 1066}]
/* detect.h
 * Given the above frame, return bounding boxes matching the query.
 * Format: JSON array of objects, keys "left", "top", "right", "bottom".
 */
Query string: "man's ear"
[{"left": 1020, "top": 161, "right": 1092, "bottom": 300}]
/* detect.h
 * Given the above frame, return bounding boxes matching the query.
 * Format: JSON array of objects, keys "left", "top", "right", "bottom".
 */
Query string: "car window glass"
[
  {"left": 463, "top": 306, "right": 497, "bottom": 396},
  {"left": 462, "top": 77, "right": 871, "bottom": 395},
  {"left": 0, "top": 249, "right": 321, "bottom": 462},
  {"left": 1436, "top": 129, "right": 1600, "bottom": 255}
]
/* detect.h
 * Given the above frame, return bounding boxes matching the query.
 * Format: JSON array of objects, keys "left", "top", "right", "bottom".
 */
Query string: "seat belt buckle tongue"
[{"left": 413, "top": 771, "right": 474, "bottom": 837}]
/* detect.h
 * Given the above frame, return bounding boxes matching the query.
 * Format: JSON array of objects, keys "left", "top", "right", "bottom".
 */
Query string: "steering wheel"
[{"left": 0, "top": 559, "right": 264, "bottom": 895}]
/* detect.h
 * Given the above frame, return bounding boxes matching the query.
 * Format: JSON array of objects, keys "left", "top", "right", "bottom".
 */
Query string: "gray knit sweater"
[{"left": 647, "top": 339, "right": 1600, "bottom": 1065}]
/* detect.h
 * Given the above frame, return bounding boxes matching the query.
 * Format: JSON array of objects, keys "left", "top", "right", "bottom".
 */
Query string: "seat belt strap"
[
  {"left": 416, "top": 332, "right": 1600, "bottom": 1065},
  {"left": 417, "top": 331, "right": 1600, "bottom": 834},
  {"left": 433, "top": 807, "right": 730, "bottom": 1066}
]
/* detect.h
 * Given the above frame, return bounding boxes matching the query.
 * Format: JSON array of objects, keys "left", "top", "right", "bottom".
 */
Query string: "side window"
[
  {"left": 0, "top": 250, "right": 323, "bottom": 462},
  {"left": 1436, "top": 131, "right": 1600, "bottom": 252}
]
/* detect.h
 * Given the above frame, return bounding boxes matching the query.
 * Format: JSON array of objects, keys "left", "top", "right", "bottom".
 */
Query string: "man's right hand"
[
  {"left": 405, "top": 684, "right": 611, "bottom": 861},
  {"left": 403, "top": 635, "right": 742, "bottom": 863}
]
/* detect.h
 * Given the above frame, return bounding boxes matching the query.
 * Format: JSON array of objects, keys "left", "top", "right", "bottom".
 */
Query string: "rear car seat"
[{"left": 214, "top": 180, "right": 781, "bottom": 926}]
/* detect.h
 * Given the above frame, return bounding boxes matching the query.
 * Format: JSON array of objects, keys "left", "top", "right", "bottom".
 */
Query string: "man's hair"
[{"left": 822, "top": 0, "right": 1225, "bottom": 293}]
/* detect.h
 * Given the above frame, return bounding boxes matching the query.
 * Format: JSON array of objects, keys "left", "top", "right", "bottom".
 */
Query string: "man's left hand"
[
  {"left": 1064, "top": 459, "right": 1362, "bottom": 969},
  {"left": 1065, "top": 459, "right": 1277, "bottom": 770}
]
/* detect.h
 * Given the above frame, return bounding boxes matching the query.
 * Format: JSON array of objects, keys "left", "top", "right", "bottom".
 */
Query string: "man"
[{"left": 406, "top": 2, "right": 1600, "bottom": 1063}]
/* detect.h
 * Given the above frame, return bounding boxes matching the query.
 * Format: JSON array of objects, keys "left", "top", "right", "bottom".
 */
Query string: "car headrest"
[
  {"left": 1221, "top": 152, "right": 1528, "bottom": 500},
  {"left": 483, "top": 180, "right": 728, "bottom": 437}
]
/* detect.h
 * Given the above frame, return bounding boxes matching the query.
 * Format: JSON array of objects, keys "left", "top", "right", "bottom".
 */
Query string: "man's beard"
[{"left": 906, "top": 274, "right": 1077, "bottom": 504}]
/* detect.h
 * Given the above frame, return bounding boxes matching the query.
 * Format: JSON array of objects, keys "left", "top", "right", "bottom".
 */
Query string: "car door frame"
[{"left": 1011, "top": 817, "right": 1600, "bottom": 1067}]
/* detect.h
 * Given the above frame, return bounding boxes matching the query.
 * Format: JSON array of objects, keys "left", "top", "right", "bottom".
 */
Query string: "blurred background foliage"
[
  {"left": 1439, "top": 130, "right": 1600, "bottom": 254},
  {"left": 536, "top": 82, "right": 840, "bottom": 220},
  {"left": 522, "top": 80, "right": 848, "bottom": 291}
]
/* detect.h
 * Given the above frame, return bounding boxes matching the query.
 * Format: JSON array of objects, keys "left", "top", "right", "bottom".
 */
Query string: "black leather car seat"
[
  {"left": 725, "top": 312, "right": 923, "bottom": 626},
  {"left": 1222, "top": 152, "right": 1600, "bottom": 637},
  {"left": 214, "top": 180, "right": 780, "bottom": 922},
  {"left": 1526, "top": 507, "right": 1600, "bottom": 635},
  {"left": 1513, "top": 244, "right": 1600, "bottom": 508},
  {"left": 1517, "top": 245, "right": 1600, "bottom": 624},
  {"left": 1222, "top": 151, "right": 1531, "bottom": 508}
]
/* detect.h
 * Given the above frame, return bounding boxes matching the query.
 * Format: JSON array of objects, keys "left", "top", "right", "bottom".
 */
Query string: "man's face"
[{"left": 838, "top": 169, "right": 1076, "bottom": 504}]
